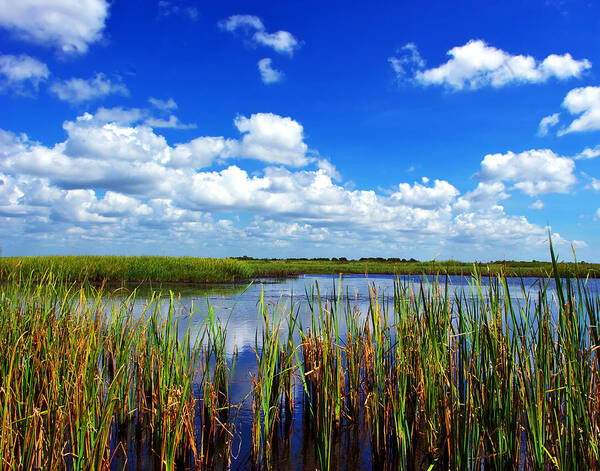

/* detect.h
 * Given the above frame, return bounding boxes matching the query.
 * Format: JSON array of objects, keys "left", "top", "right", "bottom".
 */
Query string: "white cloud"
[
  {"left": 595, "top": 209, "right": 600, "bottom": 221},
  {"left": 148, "top": 97, "right": 177, "bottom": 111},
  {"left": 258, "top": 58, "right": 283, "bottom": 84},
  {"left": 0, "top": 111, "right": 584, "bottom": 258},
  {"left": 144, "top": 115, "right": 197, "bottom": 130},
  {"left": 454, "top": 182, "right": 509, "bottom": 211},
  {"left": 50, "top": 73, "right": 128, "bottom": 103},
  {"left": 529, "top": 200, "right": 544, "bottom": 210},
  {"left": 94, "top": 107, "right": 146, "bottom": 125},
  {"left": 219, "top": 14, "right": 264, "bottom": 32},
  {"left": 477, "top": 149, "right": 576, "bottom": 196},
  {"left": 557, "top": 86, "right": 600, "bottom": 135},
  {"left": 316, "top": 159, "right": 341, "bottom": 181},
  {"left": 537, "top": 113, "right": 560, "bottom": 136},
  {"left": 574, "top": 145, "right": 600, "bottom": 160},
  {"left": 390, "top": 179, "right": 459, "bottom": 209},
  {"left": 232, "top": 113, "right": 310, "bottom": 167},
  {"left": 588, "top": 178, "right": 600, "bottom": 191},
  {"left": 388, "top": 43, "right": 425, "bottom": 81},
  {"left": 253, "top": 31, "right": 298, "bottom": 56},
  {"left": 0, "top": 54, "right": 49, "bottom": 90},
  {"left": 219, "top": 14, "right": 299, "bottom": 55},
  {"left": 0, "top": 0, "right": 109, "bottom": 54},
  {"left": 391, "top": 40, "right": 591, "bottom": 90}
]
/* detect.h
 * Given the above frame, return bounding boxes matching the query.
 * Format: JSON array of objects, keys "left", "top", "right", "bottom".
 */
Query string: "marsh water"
[{"left": 106, "top": 273, "right": 600, "bottom": 470}]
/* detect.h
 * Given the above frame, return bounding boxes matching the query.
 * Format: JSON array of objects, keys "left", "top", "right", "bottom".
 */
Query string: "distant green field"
[
  {"left": 1, "top": 255, "right": 599, "bottom": 283},
  {"left": 0, "top": 255, "right": 252, "bottom": 283}
]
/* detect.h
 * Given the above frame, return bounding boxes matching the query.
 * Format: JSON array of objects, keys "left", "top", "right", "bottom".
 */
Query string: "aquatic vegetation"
[
  {"left": 2, "top": 253, "right": 599, "bottom": 285},
  {"left": 2, "top": 243, "right": 600, "bottom": 470}
]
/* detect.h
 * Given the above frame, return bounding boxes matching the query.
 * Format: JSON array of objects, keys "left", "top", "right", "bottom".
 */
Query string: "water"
[{"left": 106, "top": 273, "right": 600, "bottom": 470}]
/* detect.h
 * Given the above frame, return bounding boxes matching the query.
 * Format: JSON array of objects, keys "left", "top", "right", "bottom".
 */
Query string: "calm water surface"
[{"left": 107, "top": 273, "right": 600, "bottom": 470}]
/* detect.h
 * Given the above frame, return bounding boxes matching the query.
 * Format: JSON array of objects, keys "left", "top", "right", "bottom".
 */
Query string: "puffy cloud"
[
  {"left": 219, "top": 14, "right": 299, "bottom": 56},
  {"left": 477, "top": 149, "right": 576, "bottom": 196},
  {"left": 454, "top": 182, "right": 509, "bottom": 211},
  {"left": 253, "top": 31, "right": 298, "bottom": 56},
  {"left": 50, "top": 73, "right": 128, "bottom": 103},
  {"left": 390, "top": 179, "right": 459, "bottom": 209},
  {"left": 557, "top": 86, "right": 600, "bottom": 135},
  {"left": 574, "top": 145, "right": 600, "bottom": 160},
  {"left": 258, "top": 58, "right": 283, "bottom": 84},
  {"left": 596, "top": 209, "right": 600, "bottom": 221},
  {"left": 529, "top": 200, "right": 544, "bottom": 210},
  {"left": 537, "top": 113, "right": 559, "bottom": 137},
  {"left": 0, "top": 0, "right": 109, "bottom": 54},
  {"left": 0, "top": 111, "right": 583, "bottom": 257},
  {"left": 0, "top": 54, "right": 49, "bottom": 91},
  {"left": 391, "top": 40, "right": 591, "bottom": 90},
  {"left": 232, "top": 113, "right": 310, "bottom": 166}
]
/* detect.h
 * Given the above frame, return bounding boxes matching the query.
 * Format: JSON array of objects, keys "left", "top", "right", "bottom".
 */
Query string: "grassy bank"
[
  {"left": 0, "top": 255, "right": 252, "bottom": 283},
  {"left": 245, "top": 257, "right": 600, "bottom": 278},
  {"left": 1, "top": 254, "right": 599, "bottom": 283}
]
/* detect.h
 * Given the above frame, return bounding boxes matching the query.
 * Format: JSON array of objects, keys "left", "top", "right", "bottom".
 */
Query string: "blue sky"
[{"left": 0, "top": 0, "right": 599, "bottom": 261}]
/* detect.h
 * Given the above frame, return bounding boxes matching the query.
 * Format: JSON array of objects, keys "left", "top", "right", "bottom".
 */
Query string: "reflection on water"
[
  {"left": 104, "top": 273, "right": 600, "bottom": 470},
  {"left": 111, "top": 273, "right": 597, "bottom": 355}
]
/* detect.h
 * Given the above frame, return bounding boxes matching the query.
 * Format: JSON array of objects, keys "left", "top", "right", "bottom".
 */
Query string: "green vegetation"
[
  {"left": 248, "top": 244, "right": 600, "bottom": 469},
  {"left": 0, "top": 273, "right": 236, "bottom": 470},
  {"left": 0, "top": 255, "right": 252, "bottom": 283},
  {"left": 1, "top": 254, "right": 599, "bottom": 284},
  {"left": 244, "top": 256, "right": 600, "bottom": 278},
  {"left": 2, "top": 243, "right": 600, "bottom": 469}
]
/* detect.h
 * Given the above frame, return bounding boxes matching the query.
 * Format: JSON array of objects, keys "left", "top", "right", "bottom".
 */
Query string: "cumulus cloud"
[
  {"left": 595, "top": 209, "right": 600, "bottom": 221},
  {"left": 0, "top": 0, "right": 109, "bottom": 54},
  {"left": 390, "top": 179, "right": 459, "bottom": 209},
  {"left": 0, "top": 54, "right": 49, "bottom": 92},
  {"left": 454, "top": 182, "right": 509, "bottom": 212},
  {"left": 258, "top": 58, "right": 283, "bottom": 84},
  {"left": 574, "top": 145, "right": 600, "bottom": 160},
  {"left": 476, "top": 149, "right": 576, "bottom": 196},
  {"left": 537, "top": 113, "right": 560, "bottom": 136},
  {"left": 557, "top": 86, "right": 600, "bottom": 135},
  {"left": 50, "top": 73, "right": 128, "bottom": 103},
  {"left": 0, "top": 111, "right": 582, "bottom": 257},
  {"left": 529, "top": 200, "right": 544, "bottom": 210},
  {"left": 232, "top": 113, "right": 310, "bottom": 166},
  {"left": 219, "top": 14, "right": 299, "bottom": 56},
  {"left": 390, "top": 40, "right": 591, "bottom": 90}
]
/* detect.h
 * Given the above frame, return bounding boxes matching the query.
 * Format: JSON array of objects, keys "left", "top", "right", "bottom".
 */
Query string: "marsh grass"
[
  {"left": 3, "top": 242, "right": 600, "bottom": 470},
  {"left": 0, "top": 271, "right": 238, "bottom": 470},
  {"left": 0, "top": 256, "right": 253, "bottom": 284},
  {"left": 3, "top": 254, "right": 600, "bottom": 285}
]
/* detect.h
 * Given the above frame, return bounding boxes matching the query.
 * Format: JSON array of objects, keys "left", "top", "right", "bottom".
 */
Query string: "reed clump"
[
  {"left": 272, "top": 245, "right": 600, "bottom": 469},
  {"left": 0, "top": 272, "right": 237, "bottom": 470},
  {"left": 4, "top": 242, "right": 600, "bottom": 470}
]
